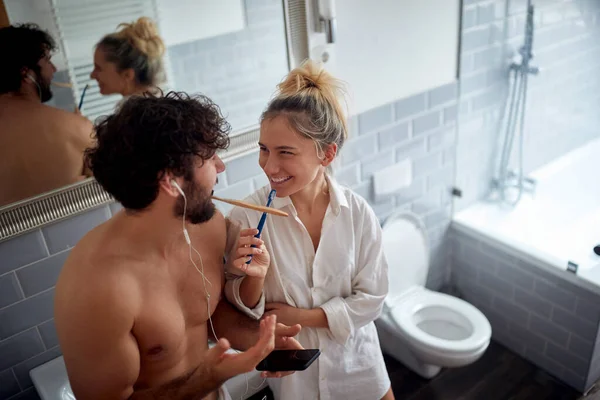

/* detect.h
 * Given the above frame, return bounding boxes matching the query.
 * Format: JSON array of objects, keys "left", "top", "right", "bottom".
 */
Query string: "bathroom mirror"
[{"left": 0, "top": 0, "right": 307, "bottom": 242}]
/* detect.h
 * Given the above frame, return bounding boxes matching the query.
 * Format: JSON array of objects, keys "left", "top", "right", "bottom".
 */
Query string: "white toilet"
[{"left": 375, "top": 211, "right": 492, "bottom": 379}]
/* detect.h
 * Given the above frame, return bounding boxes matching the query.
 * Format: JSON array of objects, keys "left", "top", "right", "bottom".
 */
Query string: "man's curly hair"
[
  {"left": 85, "top": 91, "right": 230, "bottom": 210},
  {"left": 0, "top": 23, "right": 57, "bottom": 94}
]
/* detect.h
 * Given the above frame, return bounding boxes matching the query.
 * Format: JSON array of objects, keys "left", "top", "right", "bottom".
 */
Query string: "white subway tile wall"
[
  {"left": 450, "top": 0, "right": 600, "bottom": 393},
  {"left": 455, "top": 0, "right": 600, "bottom": 211},
  {"left": 452, "top": 227, "right": 600, "bottom": 392}
]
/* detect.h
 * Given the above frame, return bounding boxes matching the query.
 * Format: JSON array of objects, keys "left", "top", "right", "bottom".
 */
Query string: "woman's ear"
[
  {"left": 121, "top": 68, "right": 136, "bottom": 85},
  {"left": 321, "top": 143, "right": 338, "bottom": 167}
]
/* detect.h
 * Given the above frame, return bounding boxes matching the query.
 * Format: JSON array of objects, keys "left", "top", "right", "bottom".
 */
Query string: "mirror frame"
[{"left": 0, "top": 0, "right": 309, "bottom": 243}]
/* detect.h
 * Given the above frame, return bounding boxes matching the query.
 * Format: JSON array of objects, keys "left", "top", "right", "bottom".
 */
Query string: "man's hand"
[
  {"left": 231, "top": 228, "right": 270, "bottom": 278},
  {"left": 204, "top": 315, "right": 278, "bottom": 382},
  {"left": 260, "top": 322, "right": 303, "bottom": 378},
  {"left": 274, "top": 322, "right": 301, "bottom": 349},
  {"left": 130, "top": 316, "right": 280, "bottom": 400}
]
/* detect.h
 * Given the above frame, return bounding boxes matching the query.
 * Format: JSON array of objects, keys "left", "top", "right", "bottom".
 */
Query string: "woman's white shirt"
[{"left": 224, "top": 177, "right": 390, "bottom": 400}]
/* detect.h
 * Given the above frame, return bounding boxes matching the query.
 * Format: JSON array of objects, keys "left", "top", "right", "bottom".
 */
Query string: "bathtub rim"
[{"left": 451, "top": 220, "right": 600, "bottom": 298}]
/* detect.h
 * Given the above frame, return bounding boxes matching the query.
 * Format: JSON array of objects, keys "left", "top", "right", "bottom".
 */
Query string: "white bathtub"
[{"left": 453, "top": 137, "right": 600, "bottom": 290}]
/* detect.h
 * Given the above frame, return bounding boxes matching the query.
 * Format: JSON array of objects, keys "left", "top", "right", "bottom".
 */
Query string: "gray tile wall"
[
  {"left": 0, "top": 207, "right": 112, "bottom": 400},
  {"left": 587, "top": 321, "right": 600, "bottom": 389},
  {"left": 451, "top": 0, "right": 600, "bottom": 393},
  {"left": 0, "top": 83, "right": 458, "bottom": 400},
  {"left": 167, "top": 0, "right": 288, "bottom": 132},
  {"left": 455, "top": 0, "right": 600, "bottom": 211},
  {"left": 452, "top": 226, "right": 600, "bottom": 392}
]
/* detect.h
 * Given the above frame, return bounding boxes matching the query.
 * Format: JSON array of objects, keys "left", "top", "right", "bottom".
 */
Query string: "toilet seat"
[{"left": 389, "top": 289, "right": 491, "bottom": 355}]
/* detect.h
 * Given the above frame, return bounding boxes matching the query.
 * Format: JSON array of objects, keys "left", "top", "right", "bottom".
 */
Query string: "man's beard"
[
  {"left": 40, "top": 82, "right": 52, "bottom": 103},
  {"left": 33, "top": 70, "right": 53, "bottom": 103},
  {"left": 174, "top": 180, "right": 216, "bottom": 224}
]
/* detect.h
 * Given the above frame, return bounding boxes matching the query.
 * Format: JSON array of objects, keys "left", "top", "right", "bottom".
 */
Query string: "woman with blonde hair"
[
  {"left": 225, "top": 59, "right": 394, "bottom": 400},
  {"left": 90, "top": 17, "right": 165, "bottom": 97}
]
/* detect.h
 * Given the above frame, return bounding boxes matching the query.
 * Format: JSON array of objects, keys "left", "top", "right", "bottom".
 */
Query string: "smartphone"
[{"left": 256, "top": 349, "right": 321, "bottom": 372}]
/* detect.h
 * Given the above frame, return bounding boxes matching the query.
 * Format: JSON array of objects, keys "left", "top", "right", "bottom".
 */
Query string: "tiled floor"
[{"left": 384, "top": 340, "right": 596, "bottom": 400}]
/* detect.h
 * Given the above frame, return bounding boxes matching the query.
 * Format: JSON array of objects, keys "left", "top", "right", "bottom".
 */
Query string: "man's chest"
[{"left": 133, "top": 254, "right": 224, "bottom": 353}]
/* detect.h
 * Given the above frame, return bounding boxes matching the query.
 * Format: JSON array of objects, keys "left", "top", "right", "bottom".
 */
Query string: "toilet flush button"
[{"left": 373, "top": 158, "right": 412, "bottom": 200}]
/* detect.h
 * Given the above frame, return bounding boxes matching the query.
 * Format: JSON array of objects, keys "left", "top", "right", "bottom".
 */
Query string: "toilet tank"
[{"left": 382, "top": 211, "right": 430, "bottom": 305}]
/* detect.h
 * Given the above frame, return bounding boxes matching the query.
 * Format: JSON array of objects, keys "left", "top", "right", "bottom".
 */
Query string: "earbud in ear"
[
  {"left": 171, "top": 179, "right": 185, "bottom": 197},
  {"left": 26, "top": 74, "right": 37, "bottom": 84}
]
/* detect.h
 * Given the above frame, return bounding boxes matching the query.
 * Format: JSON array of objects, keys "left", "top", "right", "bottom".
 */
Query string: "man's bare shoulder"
[
  {"left": 190, "top": 209, "right": 227, "bottom": 250},
  {"left": 60, "top": 217, "right": 139, "bottom": 293},
  {"left": 44, "top": 105, "right": 93, "bottom": 132},
  {"left": 210, "top": 209, "right": 227, "bottom": 236},
  {"left": 56, "top": 220, "right": 141, "bottom": 336}
]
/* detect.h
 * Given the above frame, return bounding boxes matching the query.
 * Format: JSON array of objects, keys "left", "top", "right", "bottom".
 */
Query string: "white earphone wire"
[
  {"left": 28, "top": 74, "right": 42, "bottom": 100},
  {"left": 175, "top": 180, "right": 258, "bottom": 399}
]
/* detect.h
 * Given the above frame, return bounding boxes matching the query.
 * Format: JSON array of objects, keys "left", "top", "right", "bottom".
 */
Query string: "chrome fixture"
[
  {"left": 316, "top": 0, "right": 336, "bottom": 44},
  {"left": 493, "top": 0, "right": 540, "bottom": 206}
]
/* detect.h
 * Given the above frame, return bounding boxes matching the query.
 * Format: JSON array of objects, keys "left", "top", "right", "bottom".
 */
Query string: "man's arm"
[
  {"left": 57, "top": 270, "right": 224, "bottom": 400},
  {"left": 131, "top": 316, "right": 280, "bottom": 400},
  {"left": 58, "top": 278, "right": 280, "bottom": 400},
  {"left": 129, "top": 340, "right": 230, "bottom": 400},
  {"left": 55, "top": 275, "right": 141, "bottom": 400},
  {"left": 211, "top": 297, "right": 262, "bottom": 350},
  {"left": 212, "top": 298, "right": 302, "bottom": 351}
]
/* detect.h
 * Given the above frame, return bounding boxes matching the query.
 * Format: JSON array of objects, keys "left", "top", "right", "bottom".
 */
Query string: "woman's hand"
[
  {"left": 231, "top": 228, "right": 271, "bottom": 278},
  {"left": 264, "top": 303, "right": 303, "bottom": 327}
]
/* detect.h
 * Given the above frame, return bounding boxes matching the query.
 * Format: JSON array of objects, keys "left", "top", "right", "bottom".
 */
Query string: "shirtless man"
[
  {"left": 54, "top": 92, "right": 301, "bottom": 400},
  {"left": 0, "top": 24, "right": 93, "bottom": 207}
]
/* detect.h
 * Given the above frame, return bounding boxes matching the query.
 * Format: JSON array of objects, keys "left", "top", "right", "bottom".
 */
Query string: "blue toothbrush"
[
  {"left": 246, "top": 189, "right": 276, "bottom": 264},
  {"left": 78, "top": 84, "right": 89, "bottom": 111}
]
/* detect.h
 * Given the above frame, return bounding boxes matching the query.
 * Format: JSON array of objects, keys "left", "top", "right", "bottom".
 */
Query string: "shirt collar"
[{"left": 270, "top": 175, "right": 349, "bottom": 215}]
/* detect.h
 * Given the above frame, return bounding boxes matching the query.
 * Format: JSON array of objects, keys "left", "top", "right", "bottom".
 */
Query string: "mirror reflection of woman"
[{"left": 90, "top": 17, "right": 165, "bottom": 100}]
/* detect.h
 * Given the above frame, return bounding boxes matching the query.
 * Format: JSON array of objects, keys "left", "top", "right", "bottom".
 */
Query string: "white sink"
[
  {"left": 30, "top": 354, "right": 267, "bottom": 399},
  {"left": 59, "top": 383, "right": 75, "bottom": 400}
]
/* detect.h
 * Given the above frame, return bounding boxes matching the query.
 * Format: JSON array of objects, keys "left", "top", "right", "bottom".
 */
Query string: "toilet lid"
[
  {"left": 382, "top": 211, "right": 430, "bottom": 307},
  {"left": 390, "top": 290, "right": 491, "bottom": 354}
]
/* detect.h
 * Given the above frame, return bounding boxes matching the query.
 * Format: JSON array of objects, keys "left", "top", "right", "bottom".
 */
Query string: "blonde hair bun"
[
  {"left": 277, "top": 59, "right": 345, "bottom": 100},
  {"left": 262, "top": 59, "right": 349, "bottom": 156},
  {"left": 116, "top": 17, "right": 165, "bottom": 60}
]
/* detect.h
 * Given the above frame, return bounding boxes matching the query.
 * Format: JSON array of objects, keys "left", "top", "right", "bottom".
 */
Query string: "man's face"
[{"left": 174, "top": 154, "right": 226, "bottom": 224}]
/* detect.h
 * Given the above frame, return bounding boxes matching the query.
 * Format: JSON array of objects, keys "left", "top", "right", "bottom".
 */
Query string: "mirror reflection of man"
[{"left": 0, "top": 23, "right": 93, "bottom": 207}]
